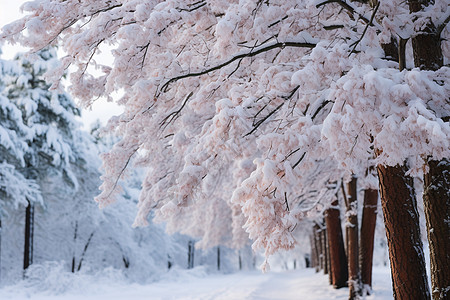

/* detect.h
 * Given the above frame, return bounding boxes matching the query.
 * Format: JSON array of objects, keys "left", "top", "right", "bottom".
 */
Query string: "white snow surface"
[{"left": 0, "top": 266, "right": 393, "bottom": 300}]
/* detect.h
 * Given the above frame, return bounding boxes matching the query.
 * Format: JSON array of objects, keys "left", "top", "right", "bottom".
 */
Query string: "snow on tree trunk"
[
  {"left": 23, "top": 200, "right": 34, "bottom": 273},
  {"left": 359, "top": 188, "right": 378, "bottom": 295},
  {"left": 325, "top": 198, "right": 348, "bottom": 289},
  {"left": 407, "top": 1, "right": 449, "bottom": 298},
  {"left": 345, "top": 176, "right": 360, "bottom": 299},
  {"left": 377, "top": 163, "right": 430, "bottom": 300}
]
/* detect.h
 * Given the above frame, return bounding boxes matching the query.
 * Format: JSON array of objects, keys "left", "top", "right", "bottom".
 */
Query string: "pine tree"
[{"left": 1, "top": 47, "right": 81, "bottom": 273}]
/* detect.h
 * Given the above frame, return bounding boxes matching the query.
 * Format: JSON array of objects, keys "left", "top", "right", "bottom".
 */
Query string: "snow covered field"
[{"left": 0, "top": 267, "right": 393, "bottom": 300}]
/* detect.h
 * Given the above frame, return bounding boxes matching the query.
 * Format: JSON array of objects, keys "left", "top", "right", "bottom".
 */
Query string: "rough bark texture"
[
  {"left": 325, "top": 200, "right": 348, "bottom": 289},
  {"left": 408, "top": 1, "right": 443, "bottom": 70},
  {"left": 377, "top": 163, "right": 430, "bottom": 300},
  {"left": 346, "top": 176, "right": 360, "bottom": 299},
  {"left": 423, "top": 159, "right": 450, "bottom": 300},
  {"left": 407, "top": 2, "right": 448, "bottom": 299},
  {"left": 359, "top": 189, "right": 378, "bottom": 294},
  {"left": 23, "top": 201, "right": 35, "bottom": 272}
]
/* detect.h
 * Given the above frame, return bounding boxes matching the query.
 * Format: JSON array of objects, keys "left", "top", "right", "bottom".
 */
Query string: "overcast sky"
[{"left": 0, "top": 0, "right": 123, "bottom": 130}]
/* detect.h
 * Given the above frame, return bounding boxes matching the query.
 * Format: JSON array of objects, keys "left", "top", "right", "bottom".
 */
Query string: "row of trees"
[
  {"left": 0, "top": 48, "right": 248, "bottom": 285},
  {"left": 310, "top": 178, "right": 380, "bottom": 297},
  {"left": 1, "top": 0, "right": 448, "bottom": 299}
]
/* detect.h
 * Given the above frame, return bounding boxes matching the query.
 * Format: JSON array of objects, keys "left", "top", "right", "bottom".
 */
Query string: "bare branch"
[{"left": 105, "top": 147, "right": 139, "bottom": 199}]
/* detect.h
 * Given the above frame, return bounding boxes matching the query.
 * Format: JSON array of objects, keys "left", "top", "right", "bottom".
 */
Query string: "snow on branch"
[{"left": 160, "top": 41, "right": 316, "bottom": 93}]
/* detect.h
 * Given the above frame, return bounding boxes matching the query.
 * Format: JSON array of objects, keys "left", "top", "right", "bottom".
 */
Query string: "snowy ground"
[{"left": 0, "top": 266, "right": 393, "bottom": 300}]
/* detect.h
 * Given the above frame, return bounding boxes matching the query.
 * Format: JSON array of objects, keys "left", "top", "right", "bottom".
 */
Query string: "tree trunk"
[
  {"left": 310, "top": 233, "right": 318, "bottom": 270},
  {"left": 359, "top": 188, "right": 378, "bottom": 295},
  {"left": 423, "top": 159, "right": 450, "bottom": 300},
  {"left": 77, "top": 231, "right": 95, "bottom": 272},
  {"left": 407, "top": 2, "right": 449, "bottom": 298},
  {"left": 314, "top": 223, "right": 323, "bottom": 271},
  {"left": 23, "top": 201, "right": 35, "bottom": 274},
  {"left": 377, "top": 163, "right": 430, "bottom": 300},
  {"left": 71, "top": 221, "right": 78, "bottom": 273},
  {"left": 321, "top": 225, "right": 329, "bottom": 275},
  {"left": 188, "top": 240, "right": 195, "bottom": 269},
  {"left": 0, "top": 217, "right": 2, "bottom": 283},
  {"left": 326, "top": 231, "right": 333, "bottom": 285},
  {"left": 408, "top": 0, "right": 443, "bottom": 70},
  {"left": 238, "top": 251, "right": 242, "bottom": 270},
  {"left": 346, "top": 176, "right": 360, "bottom": 299},
  {"left": 217, "top": 246, "right": 221, "bottom": 271},
  {"left": 325, "top": 198, "right": 348, "bottom": 289}
]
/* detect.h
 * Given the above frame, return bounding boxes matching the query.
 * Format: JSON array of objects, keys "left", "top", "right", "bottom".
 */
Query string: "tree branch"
[
  {"left": 349, "top": 1, "right": 380, "bottom": 55},
  {"left": 316, "top": 0, "right": 370, "bottom": 24},
  {"left": 160, "top": 41, "right": 316, "bottom": 93},
  {"left": 159, "top": 91, "right": 194, "bottom": 131},
  {"left": 245, "top": 86, "right": 300, "bottom": 136},
  {"left": 437, "top": 13, "right": 450, "bottom": 36}
]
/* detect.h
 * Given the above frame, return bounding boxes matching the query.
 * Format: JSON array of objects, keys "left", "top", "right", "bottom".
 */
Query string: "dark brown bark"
[
  {"left": 325, "top": 199, "right": 348, "bottom": 289},
  {"left": 423, "top": 159, "right": 450, "bottom": 300},
  {"left": 314, "top": 223, "right": 324, "bottom": 271},
  {"left": 321, "top": 225, "right": 329, "bottom": 275},
  {"left": 407, "top": 2, "right": 449, "bottom": 299},
  {"left": 408, "top": 1, "right": 443, "bottom": 71},
  {"left": 23, "top": 201, "right": 35, "bottom": 273},
  {"left": 377, "top": 163, "right": 430, "bottom": 300},
  {"left": 381, "top": 37, "right": 399, "bottom": 62},
  {"left": 346, "top": 176, "right": 360, "bottom": 299},
  {"left": 359, "top": 189, "right": 378, "bottom": 294}
]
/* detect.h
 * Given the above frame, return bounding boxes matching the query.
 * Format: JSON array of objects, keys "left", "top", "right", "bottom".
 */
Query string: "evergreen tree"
[{"left": 0, "top": 47, "right": 81, "bottom": 273}]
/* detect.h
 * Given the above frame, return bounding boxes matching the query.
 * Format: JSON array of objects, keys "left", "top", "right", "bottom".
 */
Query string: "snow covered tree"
[
  {"left": 0, "top": 47, "right": 81, "bottom": 272},
  {"left": 2, "top": 1, "right": 448, "bottom": 298},
  {"left": 407, "top": 1, "right": 450, "bottom": 299}
]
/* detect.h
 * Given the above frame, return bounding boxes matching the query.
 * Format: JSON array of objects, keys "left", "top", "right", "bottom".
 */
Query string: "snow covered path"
[{"left": 0, "top": 267, "right": 394, "bottom": 300}]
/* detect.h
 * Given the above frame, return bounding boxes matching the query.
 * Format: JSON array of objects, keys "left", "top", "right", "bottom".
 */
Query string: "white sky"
[{"left": 0, "top": 0, "right": 123, "bottom": 130}]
